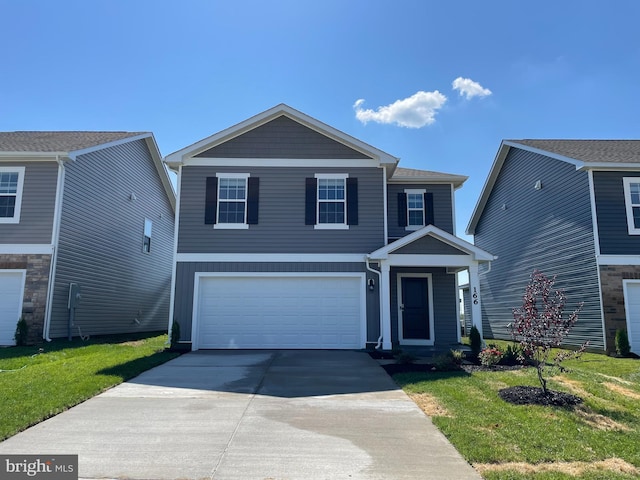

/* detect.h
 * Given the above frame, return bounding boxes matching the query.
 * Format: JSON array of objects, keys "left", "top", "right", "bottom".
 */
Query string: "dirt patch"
[
  {"left": 408, "top": 392, "right": 452, "bottom": 417},
  {"left": 119, "top": 340, "right": 145, "bottom": 347},
  {"left": 574, "top": 405, "right": 631, "bottom": 431},
  {"left": 498, "top": 386, "right": 583, "bottom": 407},
  {"left": 554, "top": 376, "right": 591, "bottom": 398},
  {"left": 474, "top": 458, "right": 639, "bottom": 476},
  {"left": 604, "top": 382, "right": 640, "bottom": 400}
]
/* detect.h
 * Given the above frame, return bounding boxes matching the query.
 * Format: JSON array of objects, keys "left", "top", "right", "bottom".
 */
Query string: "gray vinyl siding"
[
  {"left": 173, "top": 262, "right": 379, "bottom": 342},
  {"left": 593, "top": 171, "right": 640, "bottom": 254},
  {"left": 474, "top": 148, "right": 603, "bottom": 349},
  {"left": 387, "top": 183, "right": 454, "bottom": 238},
  {"left": 195, "top": 116, "right": 371, "bottom": 159},
  {"left": 49, "top": 139, "right": 174, "bottom": 338},
  {"left": 0, "top": 162, "right": 57, "bottom": 244},
  {"left": 390, "top": 267, "right": 458, "bottom": 347},
  {"left": 393, "top": 235, "right": 467, "bottom": 255},
  {"left": 178, "top": 166, "right": 385, "bottom": 253}
]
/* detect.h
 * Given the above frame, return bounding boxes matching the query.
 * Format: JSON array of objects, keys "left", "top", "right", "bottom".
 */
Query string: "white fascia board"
[
  {"left": 0, "top": 244, "right": 54, "bottom": 254},
  {"left": 578, "top": 164, "right": 640, "bottom": 172},
  {"left": 176, "top": 253, "right": 367, "bottom": 263},
  {"left": 386, "top": 254, "right": 480, "bottom": 268},
  {"left": 466, "top": 141, "right": 511, "bottom": 235},
  {"left": 184, "top": 158, "right": 381, "bottom": 168},
  {"left": 66, "top": 133, "right": 151, "bottom": 160},
  {"left": 164, "top": 104, "right": 400, "bottom": 168},
  {"left": 597, "top": 255, "right": 640, "bottom": 266},
  {"left": 144, "top": 134, "right": 176, "bottom": 211},
  {"left": 0, "top": 153, "right": 65, "bottom": 161},
  {"left": 388, "top": 175, "right": 468, "bottom": 188},
  {"left": 369, "top": 224, "right": 496, "bottom": 262}
]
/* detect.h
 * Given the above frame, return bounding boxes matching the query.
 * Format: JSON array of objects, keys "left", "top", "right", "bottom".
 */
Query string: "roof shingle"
[
  {"left": 509, "top": 139, "right": 640, "bottom": 164},
  {"left": 0, "top": 131, "right": 146, "bottom": 153}
]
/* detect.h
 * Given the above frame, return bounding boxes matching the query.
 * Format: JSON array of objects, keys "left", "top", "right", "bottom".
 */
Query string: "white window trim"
[
  {"left": 623, "top": 177, "right": 640, "bottom": 235},
  {"left": 0, "top": 166, "right": 25, "bottom": 224},
  {"left": 405, "top": 188, "right": 426, "bottom": 231},
  {"left": 214, "top": 172, "right": 250, "bottom": 230},
  {"left": 142, "top": 218, "right": 152, "bottom": 253},
  {"left": 314, "top": 173, "right": 348, "bottom": 230}
]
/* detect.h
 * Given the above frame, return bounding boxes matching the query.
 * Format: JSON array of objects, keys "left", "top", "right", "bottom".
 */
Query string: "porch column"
[
  {"left": 468, "top": 262, "right": 484, "bottom": 340},
  {"left": 380, "top": 261, "right": 393, "bottom": 350}
]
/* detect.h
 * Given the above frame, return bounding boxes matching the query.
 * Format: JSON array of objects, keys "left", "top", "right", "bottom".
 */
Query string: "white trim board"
[
  {"left": 176, "top": 253, "right": 367, "bottom": 263},
  {"left": 0, "top": 244, "right": 54, "bottom": 255}
]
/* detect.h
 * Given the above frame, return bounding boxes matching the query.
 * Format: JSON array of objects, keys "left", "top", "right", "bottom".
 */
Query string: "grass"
[
  {"left": 0, "top": 333, "right": 180, "bottom": 441},
  {"left": 394, "top": 340, "right": 640, "bottom": 480}
]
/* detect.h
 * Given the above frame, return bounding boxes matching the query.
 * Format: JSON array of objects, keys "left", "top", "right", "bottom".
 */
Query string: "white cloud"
[
  {"left": 353, "top": 91, "right": 447, "bottom": 128},
  {"left": 452, "top": 77, "right": 492, "bottom": 99}
]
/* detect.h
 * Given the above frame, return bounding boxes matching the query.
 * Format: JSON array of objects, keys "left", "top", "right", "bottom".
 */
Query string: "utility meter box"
[{"left": 68, "top": 283, "right": 81, "bottom": 309}]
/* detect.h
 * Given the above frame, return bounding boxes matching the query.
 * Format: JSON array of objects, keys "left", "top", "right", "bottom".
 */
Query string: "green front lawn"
[
  {"left": 0, "top": 333, "right": 179, "bottom": 441},
  {"left": 395, "top": 341, "right": 640, "bottom": 480}
]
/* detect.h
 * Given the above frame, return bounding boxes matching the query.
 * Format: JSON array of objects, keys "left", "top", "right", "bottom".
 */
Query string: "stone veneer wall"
[
  {"left": 599, "top": 264, "right": 640, "bottom": 353},
  {"left": 0, "top": 254, "right": 51, "bottom": 344}
]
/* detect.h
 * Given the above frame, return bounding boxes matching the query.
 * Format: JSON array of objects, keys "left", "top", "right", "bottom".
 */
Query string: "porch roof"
[{"left": 368, "top": 225, "right": 496, "bottom": 263}]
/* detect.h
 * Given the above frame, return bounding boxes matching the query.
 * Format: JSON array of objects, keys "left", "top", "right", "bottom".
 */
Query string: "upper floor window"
[
  {"left": 397, "top": 189, "right": 434, "bottom": 230},
  {"left": 305, "top": 174, "right": 358, "bottom": 229},
  {"left": 204, "top": 173, "right": 259, "bottom": 229},
  {"left": 0, "top": 166, "right": 25, "bottom": 224},
  {"left": 142, "top": 218, "right": 152, "bottom": 253},
  {"left": 623, "top": 177, "right": 640, "bottom": 235}
]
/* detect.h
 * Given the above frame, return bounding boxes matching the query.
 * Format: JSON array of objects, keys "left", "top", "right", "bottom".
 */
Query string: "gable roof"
[
  {"left": 0, "top": 131, "right": 175, "bottom": 211},
  {"left": 466, "top": 139, "right": 640, "bottom": 235},
  {"left": 390, "top": 167, "right": 468, "bottom": 188},
  {"left": 368, "top": 224, "right": 495, "bottom": 262},
  {"left": 164, "top": 104, "right": 400, "bottom": 171},
  {"left": 0, "top": 131, "right": 145, "bottom": 155}
]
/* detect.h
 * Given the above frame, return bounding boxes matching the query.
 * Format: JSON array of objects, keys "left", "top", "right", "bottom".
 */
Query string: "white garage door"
[
  {"left": 195, "top": 275, "right": 364, "bottom": 349},
  {"left": 624, "top": 281, "right": 640, "bottom": 355},
  {"left": 0, "top": 271, "right": 26, "bottom": 346}
]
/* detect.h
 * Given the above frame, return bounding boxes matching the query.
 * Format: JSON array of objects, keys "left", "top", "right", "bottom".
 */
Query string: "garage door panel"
[
  {"left": 625, "top": 282, "right": 640, "bottom": 355},
  {"left": 196, "top": 275, "right": 363, "bottom": 349}
]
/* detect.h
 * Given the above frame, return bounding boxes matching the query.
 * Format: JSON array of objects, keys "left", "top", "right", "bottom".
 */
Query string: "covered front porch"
[{"left": 368, "top": 225, "right": 495, "bottom": 351}]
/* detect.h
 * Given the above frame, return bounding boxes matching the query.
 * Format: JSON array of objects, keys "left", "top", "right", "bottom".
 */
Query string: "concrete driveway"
[{"left": 0, "top": 350, "right": 480, "bottom": 480}]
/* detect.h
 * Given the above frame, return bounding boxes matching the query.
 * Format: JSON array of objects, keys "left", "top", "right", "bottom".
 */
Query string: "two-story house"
[
  {"left": 166, "top": 105, "right": 494, "bottom": 351},
  {"left": 0, "top": 132, "right": 175, "bottom": 345},
  {"left": 467, "top": 140, "right": 640, "bottom": 355}
]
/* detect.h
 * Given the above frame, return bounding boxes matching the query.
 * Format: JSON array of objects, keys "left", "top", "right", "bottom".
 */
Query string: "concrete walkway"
[{"left": 0, "top": 350, "right": 481, "bottom": 479}]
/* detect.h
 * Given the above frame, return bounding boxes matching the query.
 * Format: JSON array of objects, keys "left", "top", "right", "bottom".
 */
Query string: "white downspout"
[
  {"left": 365, "top": 256, "right": 384, "bottom": 349},
  {"left": 43, "top": 156, "right": 67, "bottom": 341}
]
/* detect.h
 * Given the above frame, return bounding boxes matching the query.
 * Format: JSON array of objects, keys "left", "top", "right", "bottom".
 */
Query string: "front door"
[{"left": 398, "top": 274, "right": 433, "bottom": 345}]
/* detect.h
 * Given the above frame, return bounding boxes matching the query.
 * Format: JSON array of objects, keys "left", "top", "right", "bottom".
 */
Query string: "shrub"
[
  {"left": 500, "top": 343, "right": 527, "bottom": 365},
  {"left": 170, "top": 320, "right": 181, "bottom": 347},
  {"left": 615, "top": 329, "right": 631, "bottom": 357},
  {"left": 479, "top": 346, "right": 503, "bottom": 367},
  {"left": 509, "top": 270, "right": 586, "bottom": 394},
  {"left": 469, "top": 325, "right": 482, "bottom": 361},
  {"left": 448, "top": 349, "right": 465, "bottom": 365},
  {"left": 14, "top": 317, "right": 28, "bottom": 346},
  {"left": 395, "top": 351, "right": 417, "bottom": 365},
  {"left": 434, "top": 354, "right": 459, "bottom": 371}
]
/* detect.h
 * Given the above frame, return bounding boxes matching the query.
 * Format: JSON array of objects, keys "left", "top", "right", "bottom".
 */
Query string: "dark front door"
[{"left": 400, "top": 276, "right": 430, "bottom": 343}]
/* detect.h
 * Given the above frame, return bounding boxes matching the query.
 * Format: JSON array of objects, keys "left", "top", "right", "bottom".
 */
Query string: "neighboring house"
[
  {"left": 166, "top": 104, "right": 494, "bottom": 351},
  {"left": 0, "top": 132, "right": 175, "bottom": 345},
  {"left": 467, "top": 139, "right": 640, "bottom": 355}
]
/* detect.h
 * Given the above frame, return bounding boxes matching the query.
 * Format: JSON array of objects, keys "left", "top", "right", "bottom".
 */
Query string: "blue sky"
[{"left": 2, "top": 0, "right": 640, "bottom": 240}]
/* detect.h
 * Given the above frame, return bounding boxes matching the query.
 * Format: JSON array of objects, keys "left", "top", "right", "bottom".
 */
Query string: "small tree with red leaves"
[{"left": 509, "top": 270, "right": 587, "bottom": 394}]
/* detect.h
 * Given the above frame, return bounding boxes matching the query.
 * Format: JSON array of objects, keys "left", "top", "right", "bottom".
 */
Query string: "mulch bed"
[{"left": 498, "top": 386, "right": 583, "bottom": 407}]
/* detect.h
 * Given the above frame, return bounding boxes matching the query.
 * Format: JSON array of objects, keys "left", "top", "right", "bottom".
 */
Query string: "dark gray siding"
[
  {"left": 0, "top": 162, "right": 57, "bottom": 244},
  {"left": 461, "top": 286, "right": 472, "bottom": 335},
  {"left": 49, "top": 139, "right": 175, "bottom": 338},
  {"left": 196, "top": 116, "right": 371, "bottom": 159},
  {"left": 390, "top": 267, "right": 458, "bottom": 347},
  {"left": 474, "top": 148, "right": 602, "bottom": 349},
  {"left": 393, "top": 235, "right": 467, "bottom": 255},
  {"left": 178, "top": 166, "right": 385, "bottom": 253},
  {"left": 173, "top": 262, "right": 379, "bottom": 342},
  {"left": 387, "top": 183, "right": 454, "bottom": 238},
  {"left": 593, "top": 171, "right": 640, "bottom": 254}
]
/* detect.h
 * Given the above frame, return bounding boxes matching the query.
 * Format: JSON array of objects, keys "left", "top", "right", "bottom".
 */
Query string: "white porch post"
[
  {"left": 468, "top": 262, "right": 484, "bottom": 340},
  {"left": 380, "top": 261, "right": 393, "bottom": 350}
]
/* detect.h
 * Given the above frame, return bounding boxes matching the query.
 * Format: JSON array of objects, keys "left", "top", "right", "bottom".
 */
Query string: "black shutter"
[
  {"left": 247, "top": 177, "right": 259, "bottom": 224},
  {"left": 305, "top": 177, "right": 317, "bottom": 225},
  {"left": 204, "top": 177, "right": 218, "bottom": 224},
  {"left": 424, "top": 192, "right": 434, "bottom": 225},
  {"left": 346, "top": 177, "right": 358, "bottom": 225},
  {"left": 397, "top": 192, "right": 407, "bottom": 227}
]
